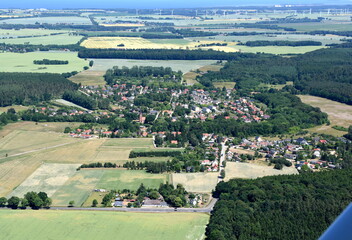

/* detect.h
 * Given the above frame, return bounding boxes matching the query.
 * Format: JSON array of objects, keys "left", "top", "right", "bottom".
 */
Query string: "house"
[
  {"left": 142, "top": 199, "right": 168, "bottom": 208},
  {"left": 113, "top": 201, "right": 123, "bottom": 207}
]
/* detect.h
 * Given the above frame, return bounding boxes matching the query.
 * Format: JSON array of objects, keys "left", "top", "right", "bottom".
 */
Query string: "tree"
[
  {"left": 0, "top": 197, "right": 7, "bottom": 207},
  {"left": 43, "top": 198, "right": 52, "bottom": 208},
  {"left": 7, "top": 196, "right": 20, "bottom": 209},
  {"left": 24, "top": 191, "right": 43, "bottom": 209},
  {"left": 20, "top": 198, "right": 29, "bottom": 209},
  {"left": 92, "top": 199, "right": 98, "bottom": 207},
  {"left": 149, "top": 191, "right": 159, "bottom": 200},
  {"left": 68, "top": 200, "right": 75, "bottom": 207},
  {"left": 220, "top": 170, "right": 225, "bottom": 178},
  {"left": 173, "top": 197, "right": 183, "bottom": 208},
  {"left": 89, "top": 60, "right": 94, "bottom": 67},
  {"left": 64, "top": 127, "right": 71, "bottom": 133}
]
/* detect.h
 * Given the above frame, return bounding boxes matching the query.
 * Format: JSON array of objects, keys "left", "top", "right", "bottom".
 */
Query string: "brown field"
[
  {"left": 299, "top": 95, "right": 352, "bottom": 136},
  {"left": 171, "top": 172, "right": 218, "bottom": 193},
  {"left": 69, "top": 70, "right": 106, "bottom": 86},
  {"left": 225, "top": 162, "right": 298, "bottom": 181}
]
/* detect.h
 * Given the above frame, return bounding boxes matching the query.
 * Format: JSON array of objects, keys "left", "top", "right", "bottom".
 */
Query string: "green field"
[
  {"left": 96, "top": 169, "right": 169, "bottom": 191},
  {"left": 51, "top": 169, "right": 169, "bottom": 206},
  {"left": 0, "top": 29, "right": 71, "bottom": 37},
  {"left": 0, "top": 33, "right": 83, "bottom": 45},
  {"left": 0, "top": 210, "right": 209, "bottom": 240},
  {"left": 0, "top": 16, "right": 92, "bottom": 25},
  {"left": 0, "top": 52, "right": 88, "bottom": 73},
  {"left": 279, "top": 22, "right": 352, "bottom": 32}
]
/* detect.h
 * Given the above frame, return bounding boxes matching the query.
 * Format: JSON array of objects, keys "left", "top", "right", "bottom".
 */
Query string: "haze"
[{"left": 1, "top": 0, "right": 351, "bottom": 9}]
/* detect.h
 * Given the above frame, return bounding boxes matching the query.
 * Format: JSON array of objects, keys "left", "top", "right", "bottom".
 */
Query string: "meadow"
[
  {"left": 299, "top": 95, "right": 352, "bottom": 136},
  {"left": 0, "top": 16, "right": 92, "bottom": 25},
  {"left": 225, "top": 162, "right": 298, "bottom": 181},
  {"left": 8, "top": 163, "right": 79, "bottom": 198},
  {"left": 0, "top": 52, "right": 88, "bottom": 73},
  {"left": 0, "top": 33, "right": 83, "bottom": 45},
  {"left": 171, "top": 172, "right": 218, "bottom": 193},
  {"left": 0, "top": 210, "right": 209, "bottom": 240}
]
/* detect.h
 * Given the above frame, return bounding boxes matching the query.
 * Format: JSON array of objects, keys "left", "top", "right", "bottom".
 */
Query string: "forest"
[
  {"left": 199, "top": 47, "right": 352, "bottom": 105},
  {"left": 78, "top": 48, "right": 259, "bottom": 60},
  {"left": 242, "top": 40, "right": 322, "bottom": 47},
  {"left": 0, "top": 73, "right": 78, "bottom": 107},
  {"left": 206, "top": 168, "right": 352, "bottom": 240}
]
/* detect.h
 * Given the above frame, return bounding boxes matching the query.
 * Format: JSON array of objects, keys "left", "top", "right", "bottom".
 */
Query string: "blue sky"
[{"left": 1, "top": 0, "right": 351, "bottom": 9}]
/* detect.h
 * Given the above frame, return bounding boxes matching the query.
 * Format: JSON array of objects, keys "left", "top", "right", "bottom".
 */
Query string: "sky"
[{"left": 1, "top": 0, "right": 351, "bottom": 9}]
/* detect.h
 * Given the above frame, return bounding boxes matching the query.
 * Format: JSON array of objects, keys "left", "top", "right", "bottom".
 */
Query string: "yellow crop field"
[{"left": 81, "top": 37, "right": 238, "bottom": 52}]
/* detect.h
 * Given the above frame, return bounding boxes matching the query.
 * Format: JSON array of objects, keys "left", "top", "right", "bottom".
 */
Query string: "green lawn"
[
  {"left": 0, "top": 33, "right": 83, "bottom": 45},
  {"left": 0, "top": 210, "right": 209, "bottom": 240},
  {"left": 0, "top": 52, "right": 88, "bottom": 73},
  {"left": 96, "top": 169, "right": 169, "bottom": 191}
]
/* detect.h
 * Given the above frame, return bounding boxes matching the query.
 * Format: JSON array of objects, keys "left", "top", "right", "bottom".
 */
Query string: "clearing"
[
  {"left": 171, "top": 172, "right": 218, "bottom": 193},
  {"left": 299, "top": 95, "right": 352, "bottom": 136},
  {"left": 0, "top": 210, "right": 209, "bottom": 240},
  {"left": 225, "top": 162, "right": 298, "bottom": 180}
]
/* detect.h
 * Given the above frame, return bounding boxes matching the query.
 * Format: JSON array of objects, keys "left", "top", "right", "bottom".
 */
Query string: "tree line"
[
  {"left": 242, "top": 40, "right": 322, "bottom": 47},
  {"left": 33, "top": 59, "right": 69, "bottom": 65},
  {"left": 0, "top": 191, "right": 51, "bottom": 209},
  {"left": 206, "top": 169, "right": 352, "bottom": 240},
  {"left": 129, "top": 150, "right": 182, "bottom": 158}
]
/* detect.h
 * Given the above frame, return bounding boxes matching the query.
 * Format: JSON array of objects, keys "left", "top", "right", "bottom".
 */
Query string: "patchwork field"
[
  {"left": 8, "top": 163, "right": 79, "bottom": 198},
  {"left": 0, "top": 210, "right": 209, "bottom": 240},
  {"left": 225, "top": 162, "right": 298, "bottom": 180},
  {"left": 0, "top": 52, "right": 88, "bottom": 73},
  {"left": 171, "top": 172, "right": 218, "bottom": 193},
  {"left": 81, "top": 37, "right": 237, "bottom": 52}
]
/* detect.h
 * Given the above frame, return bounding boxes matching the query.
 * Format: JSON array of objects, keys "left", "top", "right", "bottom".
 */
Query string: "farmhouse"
[{"left": 142, "top": 199, "right": 168, "bottom": 208}]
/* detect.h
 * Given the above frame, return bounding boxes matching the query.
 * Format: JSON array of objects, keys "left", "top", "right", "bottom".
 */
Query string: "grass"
[
  {"left": 235, "top": 45, "right": 324, "bottom": 54},
  {"left": 0, "top": 33, "right": 83, "bottom": 45},
  {"left": 171, "top": 172, "right": 218, "bottom": 193},
  {"left": 69, "top": 70, "right": 106, "bottom": 86},
  {"left": 51, "top": 169, "right": 105, "bottom": 207},
  {"left": 96, "top": 169, "right": 169, "bottom": 191},
  {"left": 0, "top": 52, "right": 88, "bottom": 73},
  {"left": 0, "top": 210, "right": 209, "bottom": 240},
  {"left": 0, "top": 29, "right": 71, "bottom": 37},
  {"left": 54, "top": 99, "right": 89, "bottom": 111},
  {"left": 184, "top": 64, "right": 223, "bottom": 85},
  {"left": 0, "top": 16, "right": 92, "bottom": 25},
  {"left": 299, "top": 95, "right": 352, "bottom": 136},
  {"left": 225, "top": 162, "right": 298, "bottom": 180},
  {"left": 102, "top": 138, "right": 154, "bottom": 148},
  {"left": 0, "top": 105, "right": 29, "bottom": 114},
  {"left": 7, "top": 163, "right": 79, "bottom": 198},
  {"left": 81, "top": 37, "right": 237, "bottom": 52},
  {"left": 213, "top": 82, "right": 236, "bottom": 89}
]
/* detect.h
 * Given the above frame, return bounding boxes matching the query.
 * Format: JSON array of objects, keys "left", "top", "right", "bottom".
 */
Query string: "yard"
[{"left": 0, "top": 210, "right": 209, "bottom": 240}]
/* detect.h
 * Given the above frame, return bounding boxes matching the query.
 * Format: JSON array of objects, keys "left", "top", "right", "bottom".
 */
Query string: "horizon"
[{"left": 1, "top": 0, "right": 352, "bottom": 9}]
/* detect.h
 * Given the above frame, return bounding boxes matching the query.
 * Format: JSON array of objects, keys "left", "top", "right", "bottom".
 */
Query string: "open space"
[
  {"left": 299, "top": 95, "right": 352, "bottom": 136},
  {"left": 0, "top": 52, "right": 88, "bottom": 73},
  {"left": 81, "top": 37, "right": 237, "bottom": 52},
  {"left": 0, "top": 210, "right": 209, "bottom": 240},
  {"left": 8, "top": 163, "right": 79, "bottom": 198},
  {"left": 225, "top": 162, "right": 298, "bottom": 180},
  {"left": 171, "top": 172, "right": 218, "bottom": 193}
]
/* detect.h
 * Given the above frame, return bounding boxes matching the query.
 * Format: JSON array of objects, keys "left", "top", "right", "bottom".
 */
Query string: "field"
[
  {"left": 8, "top": 163, "right": 79, "bottom": 198},
  {"left": 184, "top": 64, "right": 223, "bottom": 85},
  {"left": 299, "top": 95, "right": 352, "bottom": 136},
  {"left": 171, "top": 172, "right": 218, "bottom": 193},
  {"left": 234, "top": 45, "right": 324, "bottom": 54},
  {"left": 52, "top": 169, "right": 169, "bottom": 206},
  {"left": 213, "top": 82, "right": 236, "bottom": 89},
  {"left": 0, "top": 52, "right": 88, "bottom": 73},
  {"left": 0, "top": 105, "right": 29, "bottom": 114},
  {"left": 0, "top": 33, "right": 83, "bottom": 45},
  {"left": 0, "top": 16, "right": 92, "bottom": 25},
  {"left": 225, "top": 162, "right": 298, "bottom": 180},
  {"left": 0, "top": 29, "right": 71, "bottom": 37},
  {"left": 0, "top": 210, "right": 209, "bottom": 240},
  {"left": 54, "top": 99, "right": 89, "bottom": 111},
  {"left": 279, "top": 22, "right": 352, "bottom": 32},
  {"left": 81, "top": 37, "right": 237, "bottom": 52}
]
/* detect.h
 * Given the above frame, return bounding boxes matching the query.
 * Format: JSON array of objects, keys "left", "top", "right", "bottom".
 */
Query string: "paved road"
[{"left": 49, "top": 198, "right": 217, "bottom": 213}]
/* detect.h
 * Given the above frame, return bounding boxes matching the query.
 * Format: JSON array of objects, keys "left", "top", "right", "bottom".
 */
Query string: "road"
[
  {"left": 49, "top": 198, "right": 217, "bottom": 213},
  {"left": 218, "top": 139, "right": 228, "bottom": 183}
]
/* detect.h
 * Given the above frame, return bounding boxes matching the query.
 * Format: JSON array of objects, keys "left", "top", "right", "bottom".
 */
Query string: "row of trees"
[
  {"left": 33, "top": 59, "right": 69, "bottom": 65},
  {"left": 0, "top": 192, "right": 51, "bottom": 209},
  {"left": 129, "top": 150, "right": 182, "bottom": 158},
  {"left": 242, "top": 40, "right": 322, "bottom": 47},
  {"left": 78, "top": 162, "right": 117, "bottom": 170}
]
